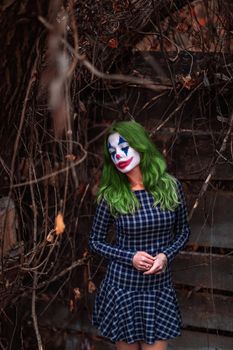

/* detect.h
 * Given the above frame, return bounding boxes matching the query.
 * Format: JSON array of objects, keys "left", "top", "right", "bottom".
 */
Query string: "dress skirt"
[{"left": 92, "top": 281, "right": 182, "bottom": 344}]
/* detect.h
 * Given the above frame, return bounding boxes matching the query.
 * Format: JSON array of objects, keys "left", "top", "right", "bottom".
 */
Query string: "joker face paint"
[{"left": 107, "top": 132, "right": 140, "bottom": 173}]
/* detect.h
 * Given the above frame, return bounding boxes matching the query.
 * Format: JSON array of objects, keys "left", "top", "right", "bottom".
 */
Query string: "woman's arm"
[
  {"left": 161, "top": 179, "right": 191, "bottom": 264},
  {"left": 89, "top": 199, "right": 136, "bottom": 266}
]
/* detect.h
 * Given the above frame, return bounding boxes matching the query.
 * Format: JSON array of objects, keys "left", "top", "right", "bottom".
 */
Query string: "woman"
[{"left": 89, "top": 121, "right": 191, "bottom": 350}]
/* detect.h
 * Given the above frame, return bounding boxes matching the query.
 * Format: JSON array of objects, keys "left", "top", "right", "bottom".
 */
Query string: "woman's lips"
[{"left": 116, "top": 157, "right": 133, "bottom": 169}]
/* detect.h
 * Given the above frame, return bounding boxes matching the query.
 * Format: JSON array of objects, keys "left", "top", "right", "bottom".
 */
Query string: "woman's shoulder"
[
  {"left": 95, "top": 196, "right": 115, "bottom": 216},
  {"left": 96, "top": 196, "right": 109, "bottom": 208}
]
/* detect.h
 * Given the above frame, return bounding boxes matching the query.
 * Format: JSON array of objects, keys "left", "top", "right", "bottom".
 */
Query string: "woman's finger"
[
  {"left": 139, "top": 262, "right": 152, "bottom": 270},
  {"left": 143, "top": 261, "right": 164, "bottom": 275},
  {"left": 132, "top": 252, "right": 156, "bottom": 271},
  {"left": 141, "top": 257, "right": 155, "bottom": 265},
  {"left": 143, "top": 264, "right": 157, "bottom": 275},
  {"left": 142, "top": 252, "right": 156, "bottom": 260},
  {"left": 143, "top": 269, "right": 154, "bottom": 275}
]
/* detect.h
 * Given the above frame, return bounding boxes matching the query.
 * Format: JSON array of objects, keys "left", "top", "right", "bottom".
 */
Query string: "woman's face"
[{"left": 107, "top": 132, "right": 140, "bottom": 173}]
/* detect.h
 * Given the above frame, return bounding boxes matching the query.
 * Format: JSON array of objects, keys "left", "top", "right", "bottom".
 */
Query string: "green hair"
[{"left": 97, "top": 120, "right": 180, "bottom": 215}]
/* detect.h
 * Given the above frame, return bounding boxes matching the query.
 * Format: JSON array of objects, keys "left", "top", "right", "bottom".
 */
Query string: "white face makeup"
[{"left": 107, "top": 132, "right": 140, "bottom": 173}]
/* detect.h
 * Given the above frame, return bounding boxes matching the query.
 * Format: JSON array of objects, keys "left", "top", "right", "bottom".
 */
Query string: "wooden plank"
[
  {"left": 176, "top": 290, "right": 233, "bottom": 332},
  {"left": 188, "top": 191, "right": 233, "bottom": 249},
  {"left": 152, "top": 133, "right": 233, "bottom": 180},
  {"left": 170, "top": 135, "right": 233, "bottom": 180},
  {"left": 172, "top": 252, "right": 233, "bottom": 291},
  {"left": 132, "top": 52, "right": 233, "bottom": 79},
  {"left": 169, "top": 330, "right": 233, "bottom": 350}
]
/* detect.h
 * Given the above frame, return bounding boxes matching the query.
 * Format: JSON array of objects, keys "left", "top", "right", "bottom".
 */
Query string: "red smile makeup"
[{"left": 116, "top": 157, "right": 133, "bottom": 169}]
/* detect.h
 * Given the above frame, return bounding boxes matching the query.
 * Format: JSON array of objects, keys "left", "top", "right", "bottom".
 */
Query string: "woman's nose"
[{"left": 116, "top": 154, "right": 121, "bottom": 160}]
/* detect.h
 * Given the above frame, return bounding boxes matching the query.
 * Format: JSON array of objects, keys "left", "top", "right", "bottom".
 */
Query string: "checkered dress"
[{"left": 89, "top": 179, "right": 191, "bottom": 344}]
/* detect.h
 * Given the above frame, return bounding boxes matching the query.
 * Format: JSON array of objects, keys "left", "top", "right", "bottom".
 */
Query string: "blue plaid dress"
[{"left": 89, "top": 179, "right": 191, "bottom": 344}]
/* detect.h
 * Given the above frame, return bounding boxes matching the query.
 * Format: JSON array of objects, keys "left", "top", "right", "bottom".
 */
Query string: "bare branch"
[{"left": 38, "top": 16, "right": 173, "bottom": 93}]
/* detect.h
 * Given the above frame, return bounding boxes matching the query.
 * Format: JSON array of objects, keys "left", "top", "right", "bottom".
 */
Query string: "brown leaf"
[
  {"left": 176, "top": 22, "right": 189, "bottom": 33},
  {"left": 69, "top": 299, "right": 74, "bottom": 312},
  {"left": 88, "top": 280, "right": 96, "bottom": 294},
  {"left": 178, "top": 74, "right": 197, "bottom": 90},
  {"left": 83, "top": 250, "right": 89, "bottom": 258},
  {"left": 108, "top": 38, "right": 118, "bottom": 48},
  {"left": 46, "top": 232, "right": 54, "bottom": 242},
  {"left": 91, "top": 183, "right": 99, "bottom": 197},
  {"left": 74, "top": 287, "right": 81, "bottom": 300},
  {"left": 55, "top": 212, "right": 65, "bottom": 235},
  {"left": 65, "top": 154, "right": 76, "bottom": 161},
  {"left": 79, "top": 100, "right": 87, "bottom": 113}
]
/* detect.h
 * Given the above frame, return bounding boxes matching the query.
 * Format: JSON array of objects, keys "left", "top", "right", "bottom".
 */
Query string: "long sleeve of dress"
[
  {"left": 89, "top": 199, "right": 136, "bottom": 267},
  {"left": 162, "top": 180, "right": 191, "bottom": 264}
]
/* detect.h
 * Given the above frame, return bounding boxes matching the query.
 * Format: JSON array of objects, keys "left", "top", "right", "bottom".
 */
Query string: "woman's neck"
[{"left": 126, "top": 165, "right": 144, "bottom": 190}]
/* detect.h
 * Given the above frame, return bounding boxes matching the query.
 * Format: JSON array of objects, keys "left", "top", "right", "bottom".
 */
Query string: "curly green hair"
[{"left": 97, "top": 120, "right": 180, "bottom": 215}]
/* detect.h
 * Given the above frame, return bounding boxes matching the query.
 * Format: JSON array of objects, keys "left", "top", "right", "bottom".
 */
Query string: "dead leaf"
[
  {"left": 177, "top": 74, "right": 197, "bottom": 90},
  {"left": 46, "top": 232, "right": 54, "bottom": 242},
  {"left": 69, "top": 299, "right": 74, "bottom": 312},
  {"left": 74, "top": 287, "right": 81, "bottom": 300},
  {"left": 55, "top": 212, "right": 65, "bottom": 235},
  {"left": 108, "top": 38, "right": 118, "bottom": 48},
  {"left": 198, "top": 17, "right": 207, "bottom": 27},
  {"left": 88, "top": 280, "right": 96, "bottom": 294},
  {"left": 176, "top": 22, "right": 189, "bottom": 33},
  {"left": 79, "top": 100, "right": 87, "bottom": 113},
  {"left": 65, "top": 154, "right": 76, "bottom": 161},
  {"left": 83, "top": 250, "right": 89, "bottom": 258},
  {"left": 91, "top": 183, "right": 99, "bottom": 197}
]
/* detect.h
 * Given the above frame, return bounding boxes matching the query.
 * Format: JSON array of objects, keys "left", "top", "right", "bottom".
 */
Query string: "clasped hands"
[{"left": 132, "top": 251, "right": 168, "bottom": 275}]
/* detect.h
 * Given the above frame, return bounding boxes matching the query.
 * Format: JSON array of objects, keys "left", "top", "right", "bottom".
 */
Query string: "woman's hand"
[
  {"left": 143, "top": 253, "right": 168, "bottom": 275},
  {"left": 132, "top": 251, "right": 155, "bottom": 271}
]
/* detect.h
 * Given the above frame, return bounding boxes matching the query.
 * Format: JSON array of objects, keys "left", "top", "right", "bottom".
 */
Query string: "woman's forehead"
[{"left": 107, "top": 132, "right": 128, "bottom": 147}]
